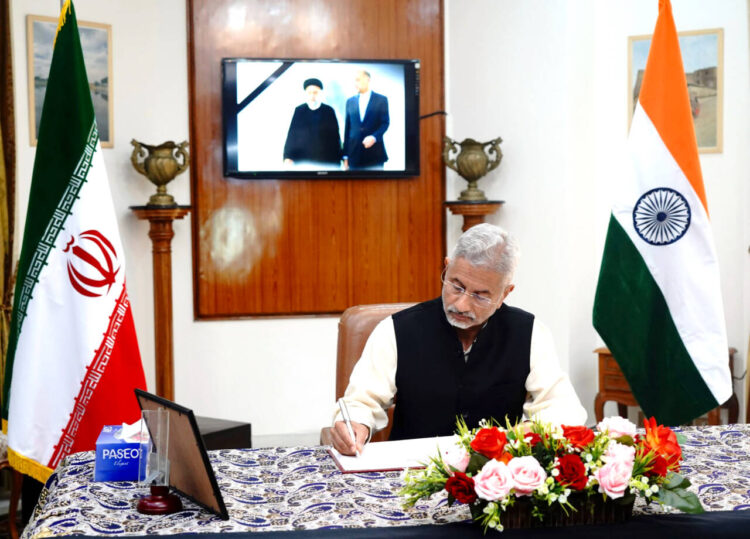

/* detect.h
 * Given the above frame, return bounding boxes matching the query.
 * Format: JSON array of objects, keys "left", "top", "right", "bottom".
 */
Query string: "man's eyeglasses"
[{"left": 440, "top": 270, "right": 495, "bottom": 307}]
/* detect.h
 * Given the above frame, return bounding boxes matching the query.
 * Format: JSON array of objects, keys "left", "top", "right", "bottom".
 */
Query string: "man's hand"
[
  {"left": 362, "top": 135, "right": 376, "bottom": 149},
  {"left": 283, "top": 158, "right": 294, "bottom": 166},
  {"left": 342, "top": 158, "right": 349, "bottom": 170},
  {"left": 331, "top": 420, "right": 369, "bottom": 456}
]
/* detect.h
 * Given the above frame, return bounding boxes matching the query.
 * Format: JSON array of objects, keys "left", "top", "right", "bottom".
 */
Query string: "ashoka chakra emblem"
[{"left": 633, "top": 187, "right": 691, "bottom": 246}]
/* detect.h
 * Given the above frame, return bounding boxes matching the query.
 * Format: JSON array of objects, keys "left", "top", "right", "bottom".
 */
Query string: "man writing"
[
  {"left": 343, "top": 70, "right": 390, "bottom": 170},
  {"left": 331, "top": 224, "right": 586, "bottom": 455}
]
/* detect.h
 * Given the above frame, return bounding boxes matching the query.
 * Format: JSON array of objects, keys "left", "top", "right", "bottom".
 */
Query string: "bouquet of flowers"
[{"left": 401, "top": 416, "right": 703, "bottom": 533}]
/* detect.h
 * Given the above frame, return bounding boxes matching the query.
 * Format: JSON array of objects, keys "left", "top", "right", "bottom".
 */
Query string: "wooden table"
[{"left": 594, "top": 347, "right": 739, "bottom": 424}]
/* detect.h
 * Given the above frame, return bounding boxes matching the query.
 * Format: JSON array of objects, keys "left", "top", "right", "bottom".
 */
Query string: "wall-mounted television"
[{"left": 222, "top": 58, "right": 420, "bottom": 179}]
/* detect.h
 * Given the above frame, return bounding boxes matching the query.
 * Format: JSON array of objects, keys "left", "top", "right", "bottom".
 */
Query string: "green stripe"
[
  {"left": 2, "top": 3, "right": 96, "bottom": 420},
  {"left": 593, "top": 214, "right": 718, "bottom": 426}
]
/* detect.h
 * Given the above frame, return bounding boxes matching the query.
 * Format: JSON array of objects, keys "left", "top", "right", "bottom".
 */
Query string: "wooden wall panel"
[{"left": 188, "top": 0, "right": 445, "bottom": 317}]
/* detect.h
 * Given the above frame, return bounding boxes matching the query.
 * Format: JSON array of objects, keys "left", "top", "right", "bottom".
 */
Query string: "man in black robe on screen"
[{"left": 283, "top": 78, "right": 342, "bottom": 167}]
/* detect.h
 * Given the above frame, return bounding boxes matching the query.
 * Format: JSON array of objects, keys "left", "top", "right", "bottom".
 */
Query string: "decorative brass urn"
[
  {"left": 130, "top": 140, "right": 190, "bottom": 206},
  {"left": 442, "top": 136, "right": 503, "bottom": 202}
]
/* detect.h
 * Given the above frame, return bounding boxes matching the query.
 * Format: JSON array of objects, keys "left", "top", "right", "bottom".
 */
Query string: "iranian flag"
[
  {"left": 593, "top": 0, "right": 731, "bottom": 426},
  {"left": 1, "top": 0, "right": 146, "bottom": 482}
]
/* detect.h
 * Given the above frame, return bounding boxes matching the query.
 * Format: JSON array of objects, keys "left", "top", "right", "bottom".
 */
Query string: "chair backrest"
[{"left": 336, "top": 303, "right": 415, "bottom": 441}]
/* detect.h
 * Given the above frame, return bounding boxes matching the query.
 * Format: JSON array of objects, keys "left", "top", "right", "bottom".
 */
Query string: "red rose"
[
  {"left": 470, "top": 427, "right": 508, "bottom": 459},
  {"left": 646, "top": 455, "right": 668, "bottom": 478},
  {"left": 554, "top": 453, "right": 587, "bottom": 490},
  {"left": 445, "top": 472, "right": 477, "bottom": 504},
  {"left": 562, "top": 425, "right": 595, "bottom": 449},
  {"left": 525, "top": 433, "right": 543, "bottom": 447}
]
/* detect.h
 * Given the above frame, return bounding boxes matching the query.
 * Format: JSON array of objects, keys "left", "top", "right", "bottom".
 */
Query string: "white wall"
[
  {"left": 9, "top": 0, "right": 749, "bottom": 444},
  {"left": 446, "top": 0, "right": 750, "bottom": 421},
  {"left": 10, "top": 0, "right": 339, "bottom": 445}
]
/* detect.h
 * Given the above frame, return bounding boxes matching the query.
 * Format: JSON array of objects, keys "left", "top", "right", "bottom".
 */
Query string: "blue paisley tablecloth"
[{"left": 22, "top": 424, "right": 750, "bottom": 537}]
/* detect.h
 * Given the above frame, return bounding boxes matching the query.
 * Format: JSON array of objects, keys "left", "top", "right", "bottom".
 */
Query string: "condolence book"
[{"left": 328, "top": 436, "right": 455, "bottom": 473}]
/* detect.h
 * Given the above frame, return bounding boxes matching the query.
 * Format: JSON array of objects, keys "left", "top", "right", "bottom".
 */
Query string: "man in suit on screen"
[{"left": 343, "top": 70, "right": 390, "bottom": 170}]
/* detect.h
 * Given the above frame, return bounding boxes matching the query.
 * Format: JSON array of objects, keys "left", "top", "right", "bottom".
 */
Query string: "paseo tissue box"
[{"left": 94, "top": 423, "right": 148, "bottom": 482}]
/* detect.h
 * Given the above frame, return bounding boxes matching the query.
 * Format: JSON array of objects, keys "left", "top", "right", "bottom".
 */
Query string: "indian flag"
[
  {"left": 1, "top": 0, "right": 146, "bottom": 483},
  {"left": 593, "top": 0, "right": 731, "bottom": 426}
]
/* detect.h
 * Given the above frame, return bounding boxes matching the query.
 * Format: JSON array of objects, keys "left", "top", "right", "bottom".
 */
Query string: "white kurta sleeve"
[
  {"left": 523, "top": 320, "right": 588, "bottom": 425},
  {"left": 332, "top": 316, "right": 397, "bottom": 434}
]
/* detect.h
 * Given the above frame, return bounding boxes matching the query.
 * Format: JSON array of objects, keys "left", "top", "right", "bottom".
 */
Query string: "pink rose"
[
  {"left": 507, "top": 456, "right": 547, "bottom": 496},
  {"left": 594, "top": 460, "right": 633, "bottom": 499},
  {"left": 442, "top": 443, "right": 470, "bottom": 473},
  {"left": 603, "top": 442, "right": 635, "bottom": 466},
  {"left": 473, "top": 459, "right": 513, "bottom": 501},
  {"left": 597, "top": 416, "right": 637, "bottom": 440}
]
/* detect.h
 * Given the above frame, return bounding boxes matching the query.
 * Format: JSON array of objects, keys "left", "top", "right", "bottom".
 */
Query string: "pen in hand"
[{"left": 338, "top": 398, "right": 361, "bottom": 457}]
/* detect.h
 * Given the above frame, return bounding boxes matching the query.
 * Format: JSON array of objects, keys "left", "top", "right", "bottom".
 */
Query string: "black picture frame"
[{"left": 135, "top": 389, "right": 229, "bottom": 520}]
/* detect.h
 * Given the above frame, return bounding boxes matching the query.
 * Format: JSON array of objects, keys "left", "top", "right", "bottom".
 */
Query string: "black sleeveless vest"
[{"left": 389, "top": 298, "right": 534, "bottom": 440}]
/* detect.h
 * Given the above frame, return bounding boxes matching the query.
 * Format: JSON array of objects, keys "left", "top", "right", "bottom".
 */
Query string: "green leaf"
[
  {"left": 654, "top": 487, "right": 704, "bottom": 514},
  {"left": 467, "top": 452, "right": 489, "bottom": 474},
  {"left": 663, "top": 471, "right": 690, "bottom": 490},
  {"left": 675, "top": 432, "right": 687, "bottom": 445},
  {"left": 532, "top": 442, "right": 554, "bottom": 468},
  {"left": 614, "top": 435, "right": 635, "bottom": 446}
]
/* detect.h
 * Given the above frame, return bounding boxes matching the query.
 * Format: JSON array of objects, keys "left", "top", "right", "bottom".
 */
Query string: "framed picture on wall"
[
  {"left": 27, "top": 15, "right": 113, "bottom": 148},
  {"left": 628, "top": 28, "right": 723, "bottom": 153}
]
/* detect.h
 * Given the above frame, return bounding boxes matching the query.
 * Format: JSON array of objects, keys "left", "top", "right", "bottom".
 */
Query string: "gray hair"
[{"left": 450, "top": 223, "right": 519, "bottom": 282}]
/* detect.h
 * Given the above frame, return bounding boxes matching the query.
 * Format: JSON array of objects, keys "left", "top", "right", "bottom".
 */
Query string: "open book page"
[{"left": 327, "top": 435, "right": 458, "bottom": 473}]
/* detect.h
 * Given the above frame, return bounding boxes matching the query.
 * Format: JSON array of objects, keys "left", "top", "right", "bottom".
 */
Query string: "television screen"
[{"left": 222, "top": 58, "right": 420, "bottom": 179}]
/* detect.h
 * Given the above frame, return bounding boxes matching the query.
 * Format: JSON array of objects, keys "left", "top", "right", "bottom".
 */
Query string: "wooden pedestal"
[
  {"left": 444, "top": 200, "right": 504, "bottom": 232},
  {"left": 131, "top": 205, "right": 191, "bottom": 401}
]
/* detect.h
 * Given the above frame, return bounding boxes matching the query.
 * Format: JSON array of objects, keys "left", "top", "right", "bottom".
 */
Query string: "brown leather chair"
[{"left": 321, "top": 303, "right": 415, "bottom": 445}]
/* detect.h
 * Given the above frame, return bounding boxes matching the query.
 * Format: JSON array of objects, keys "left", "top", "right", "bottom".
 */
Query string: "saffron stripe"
[{"left": 637, "top": 0, "right": 707, "bottom": 213}]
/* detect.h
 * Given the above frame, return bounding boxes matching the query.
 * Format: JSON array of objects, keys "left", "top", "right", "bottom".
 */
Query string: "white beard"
[{"left": 442, "top": 298, "right": 477, "bottom": 329}]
